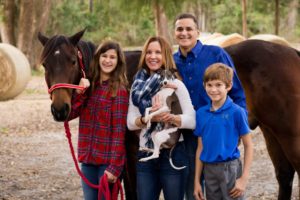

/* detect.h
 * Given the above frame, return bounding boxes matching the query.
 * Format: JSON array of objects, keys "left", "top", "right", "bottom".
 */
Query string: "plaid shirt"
[{"left": 68, "top": 81, "right": 128, "bottom": 177}]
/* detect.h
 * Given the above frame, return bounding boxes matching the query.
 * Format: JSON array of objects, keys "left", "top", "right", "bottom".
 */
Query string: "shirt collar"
[
  {"left": 178, "top": 40, "right": 203, "bottom": 59},
  {"left": 207, "top": 96, "right": 233, "bottom": 113}
]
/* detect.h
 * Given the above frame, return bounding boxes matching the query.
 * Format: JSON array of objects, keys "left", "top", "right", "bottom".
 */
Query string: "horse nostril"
[
  {"left": 51, "top": 105, "right": 56, "bottom": 115},
  {"left": 51, "top": 103, "right": 70, "bottom": 121},
  {"left": 63, "top": 103, "right": 70, "bottom": 117}
]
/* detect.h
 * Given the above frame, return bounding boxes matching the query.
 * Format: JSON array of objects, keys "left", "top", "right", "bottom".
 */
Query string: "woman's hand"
[
  {"left": 104, "top": 170, "right": 117, "bottom": 183},
  {"left": 76, "top": 78, "right": 90, "bottom": 94},
  {"left": 164, "top": 82, "right": 177, "bottom": 89}
]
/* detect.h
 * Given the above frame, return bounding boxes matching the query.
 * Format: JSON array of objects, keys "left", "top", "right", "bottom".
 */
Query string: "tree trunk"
[
  {"left": 17, "top": 0, "right": 35, "bottom": 67},
  {"left": 152, "top": 0, "right": 172, "bottom": 45},
  {"left": 16, "top": 0, "right": 52, "bottom": 70},
  {"left": 32, "top": 0, "right": 52, "bottom": 70},
  {"left": 274, "top": 0, "right": 279, "bottom": 35},
  {"left": 0, "top": 0, "right": 16, "bottom": 45},
  {"left": 286, "top": 0, "right": 299, "bottom": 30},
  {"left": 241, "top": 0, "right": 247, "bottom": 38},
  {"left": 89, "top": 0, "right": 93, "bottom": 13}
]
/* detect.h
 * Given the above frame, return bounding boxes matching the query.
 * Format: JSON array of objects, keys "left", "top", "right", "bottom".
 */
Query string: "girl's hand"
[
  {"left": 76, "top": 78, "right": 90, "bottom": 94},
  {"left": 104, "top": 170, "right": 117, "bottom": 183}
]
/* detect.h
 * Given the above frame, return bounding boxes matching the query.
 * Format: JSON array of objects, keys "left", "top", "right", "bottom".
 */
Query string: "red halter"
[{"left": 47, "top": 50, "right": 86, "bottom": 94}]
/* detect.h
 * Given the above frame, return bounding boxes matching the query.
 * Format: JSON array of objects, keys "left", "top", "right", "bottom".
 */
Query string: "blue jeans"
[
  {"left": 81, "top": 163, "right": 108, "bottom": 200},
  {"left": 136, "top": 142, "right": 188, "bottom": 200}
]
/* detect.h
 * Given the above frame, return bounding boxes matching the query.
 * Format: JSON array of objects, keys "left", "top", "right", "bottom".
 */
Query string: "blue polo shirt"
[
  {"left": 174, "top": 40, "right": 246, "bottom": 111},
  {"left": 194, "top": 97, "right": 250, "bottom": 163}
]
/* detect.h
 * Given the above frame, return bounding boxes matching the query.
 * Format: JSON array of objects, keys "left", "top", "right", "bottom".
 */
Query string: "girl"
[
  {"left": 127, "top": 36, "right": 195, "bottom": 200},
  {"left": 68, "top": 41, "right": 128, "bottom": 200}
]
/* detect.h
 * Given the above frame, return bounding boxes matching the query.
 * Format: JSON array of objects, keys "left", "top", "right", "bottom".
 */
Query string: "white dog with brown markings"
[{"left": 139, "top": 69, "right": 186, "bottom": 170}]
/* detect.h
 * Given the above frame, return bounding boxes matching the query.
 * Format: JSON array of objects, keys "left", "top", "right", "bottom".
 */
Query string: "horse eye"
[{"left": 71, "top": 59, "right": 76, "bottom": 65}]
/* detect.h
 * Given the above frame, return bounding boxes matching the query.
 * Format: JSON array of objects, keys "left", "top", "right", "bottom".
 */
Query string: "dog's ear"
[
  {"left": 170, "top": 68, "right": 178, "bottom": 74},
  {"left": 156, "top": 68, "right": 163, "bottom": 75}
]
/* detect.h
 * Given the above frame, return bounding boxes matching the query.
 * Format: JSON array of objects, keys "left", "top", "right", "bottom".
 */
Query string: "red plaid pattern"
[{"left": 69, "top": 82, "right": 128, "bottom": 177}]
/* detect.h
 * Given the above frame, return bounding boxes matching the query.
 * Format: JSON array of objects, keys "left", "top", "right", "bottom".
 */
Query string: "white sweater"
[{"left": 127, "top": 79, "right": 196, "bottom": 148}]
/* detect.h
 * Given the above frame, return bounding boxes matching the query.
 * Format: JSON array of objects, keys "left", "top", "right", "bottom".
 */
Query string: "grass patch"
[
  {"left": 31, "top": 68, "right": 45, "bottom": 77},
  {"left": 0, "top": 127, "right": 9, "bottom": 134},
  {"left": 24, "top": 88, "right": 45, "bottom": 95}
]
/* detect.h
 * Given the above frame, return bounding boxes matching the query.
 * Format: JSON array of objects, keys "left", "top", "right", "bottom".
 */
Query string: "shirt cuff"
[{"left": 106, "top": 164, "right": 123, "bottom": 178}]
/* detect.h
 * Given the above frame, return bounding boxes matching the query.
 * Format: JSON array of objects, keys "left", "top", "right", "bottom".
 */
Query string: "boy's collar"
[{"left": 209, "top": 96, "right": 233, "bottom": 113}]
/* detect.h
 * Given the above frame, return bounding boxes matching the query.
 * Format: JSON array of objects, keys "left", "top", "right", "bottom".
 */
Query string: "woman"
[
  {"left": 68, "top": 41, "right": 128, "bottom": 200},
  {"left": 127, "top": 36, "right": 195, "bottom": 200}
]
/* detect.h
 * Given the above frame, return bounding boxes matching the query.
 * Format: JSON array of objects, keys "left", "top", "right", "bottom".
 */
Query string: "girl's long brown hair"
[{"left": 88, "top": 41, "right": 128, "bottom": 97}]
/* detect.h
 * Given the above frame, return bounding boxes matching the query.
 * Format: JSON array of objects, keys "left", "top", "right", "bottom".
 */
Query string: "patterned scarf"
[
  {"left": 131, "top": 69, "right": 161, "bottom": 115},
  {"left": 131, "top": 69, "right": 162, "bottom": 148}
]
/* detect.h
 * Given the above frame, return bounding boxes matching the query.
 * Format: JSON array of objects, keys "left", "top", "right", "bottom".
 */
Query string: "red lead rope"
[{"left": 64, "top": 121, "right": 124, "bottom": 200}]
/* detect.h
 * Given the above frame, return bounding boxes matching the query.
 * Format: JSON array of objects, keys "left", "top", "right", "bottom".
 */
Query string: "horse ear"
[
  {"left": 38, "top": 32, "right": 49, "bottom": 46},
  {"left": 69, "top": 29, "right": 86, "bottom": 46}
]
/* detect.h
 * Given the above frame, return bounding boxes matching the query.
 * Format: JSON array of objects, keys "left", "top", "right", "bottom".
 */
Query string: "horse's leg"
[
  {"left": 124, "top": 129, "right": 139, "bottom": 200},
  {"left": 260, "top": 125, "right": 295, "bottom": 200}
]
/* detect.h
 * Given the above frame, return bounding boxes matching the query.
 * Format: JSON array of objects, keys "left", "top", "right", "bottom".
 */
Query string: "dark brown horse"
[
  {"left": 39, "top": 30, "right": 300, "bottom": 200},
  {"left": 38, "top": 30, "right": 140, "bottom": 200},
  {"left": 225, "top": 40, "right": 300, "bottom": 200}
]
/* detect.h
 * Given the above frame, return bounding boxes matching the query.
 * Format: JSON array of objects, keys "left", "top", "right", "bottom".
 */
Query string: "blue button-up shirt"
[{"left": 174, "top": 40, "right": 246, "bottom": 111}]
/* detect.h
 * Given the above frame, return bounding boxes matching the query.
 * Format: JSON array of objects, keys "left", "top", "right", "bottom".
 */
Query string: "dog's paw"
[{"left": 139, "top": 157, "right": 149, "bottom": 162}]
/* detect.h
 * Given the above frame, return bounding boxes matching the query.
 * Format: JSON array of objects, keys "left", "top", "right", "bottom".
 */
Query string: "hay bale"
[
  {"left": 0, "top": 43, "right": 31, "bottom": 100},
  {"left": 248, "top": 34, "right": 292, "bottom": 47},
  {"left": 203, "top": 33, "right": 246, "bottom": 48}
]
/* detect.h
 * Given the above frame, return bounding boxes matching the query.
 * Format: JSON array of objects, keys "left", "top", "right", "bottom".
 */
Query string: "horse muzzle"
[{"left": 51, "top": 103, "right": 70, "bottom": 122}]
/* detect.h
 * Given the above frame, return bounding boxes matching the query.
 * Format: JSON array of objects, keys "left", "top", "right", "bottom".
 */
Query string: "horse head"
[{"left": 38, "top": 30, "right": 86, "bottom": 121}]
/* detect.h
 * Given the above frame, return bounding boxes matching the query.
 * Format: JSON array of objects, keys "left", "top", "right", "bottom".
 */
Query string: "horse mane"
[{"left": 77, "top": 40, "right": 96, "bottom": 73}]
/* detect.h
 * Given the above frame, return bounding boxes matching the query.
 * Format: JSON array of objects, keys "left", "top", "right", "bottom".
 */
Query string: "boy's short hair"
[{"left": 203, "top": 63, "right": 233, "bottom": 87}]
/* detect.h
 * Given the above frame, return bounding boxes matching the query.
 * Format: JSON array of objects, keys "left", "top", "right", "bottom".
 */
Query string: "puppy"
[{"left": 140, "top": 69, "right": 186, "bottom": 170}]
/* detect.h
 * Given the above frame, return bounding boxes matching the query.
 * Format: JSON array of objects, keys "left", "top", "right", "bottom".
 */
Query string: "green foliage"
[
  {"left": 42, "top": 0, "right": 300, "bottom": 46},
  {"left": 46, "top": 0, "right": 155, "bottom": 47},
  {"left": 210, "top": 0, "right": 243, "bottom": 34}
]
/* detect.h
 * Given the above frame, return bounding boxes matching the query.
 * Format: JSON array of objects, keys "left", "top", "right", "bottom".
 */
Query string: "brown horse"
[
  {"left": 225, "top": 40, "right": 300, "bottom": 199},
  {"left": 38, "top": 30, "right": 140, "bottom": 200}
]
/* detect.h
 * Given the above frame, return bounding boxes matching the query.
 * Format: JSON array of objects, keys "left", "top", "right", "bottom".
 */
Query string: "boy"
[{"left": 193, "top": 63, "right": 253, "bottom": 200}]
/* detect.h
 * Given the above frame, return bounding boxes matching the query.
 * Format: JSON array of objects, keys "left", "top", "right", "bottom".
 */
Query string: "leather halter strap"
[{"left": 47, "top": 50, "right": 86, "bottom": 94}]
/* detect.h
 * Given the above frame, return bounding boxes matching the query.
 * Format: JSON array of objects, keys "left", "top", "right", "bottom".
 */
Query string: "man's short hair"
[
  {"left": 203, "top": 63, "right": 233, "bottom": 88},
  {"left": 174, "top": 13, "right": 199, "bottom": 29}
]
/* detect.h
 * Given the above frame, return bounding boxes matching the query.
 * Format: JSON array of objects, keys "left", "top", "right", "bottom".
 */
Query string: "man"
[{"left": 173, "top": 13, "right": 247, "bottom": 200}]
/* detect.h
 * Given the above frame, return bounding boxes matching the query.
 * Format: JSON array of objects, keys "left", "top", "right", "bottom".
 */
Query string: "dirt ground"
[{"left": 0, "top": 76, "right": 299, "bottom": 200}]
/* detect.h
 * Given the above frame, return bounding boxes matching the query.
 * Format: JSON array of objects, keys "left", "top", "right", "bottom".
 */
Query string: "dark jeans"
[
  {"left": 81, "top": 163, "right": 108, "bottom": 200},
  {"left": 136, "top": 142, "right": 188, "bottom": 200},
  {"left": 182, "top": 129, "right": 198, "bottom": 200}
]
